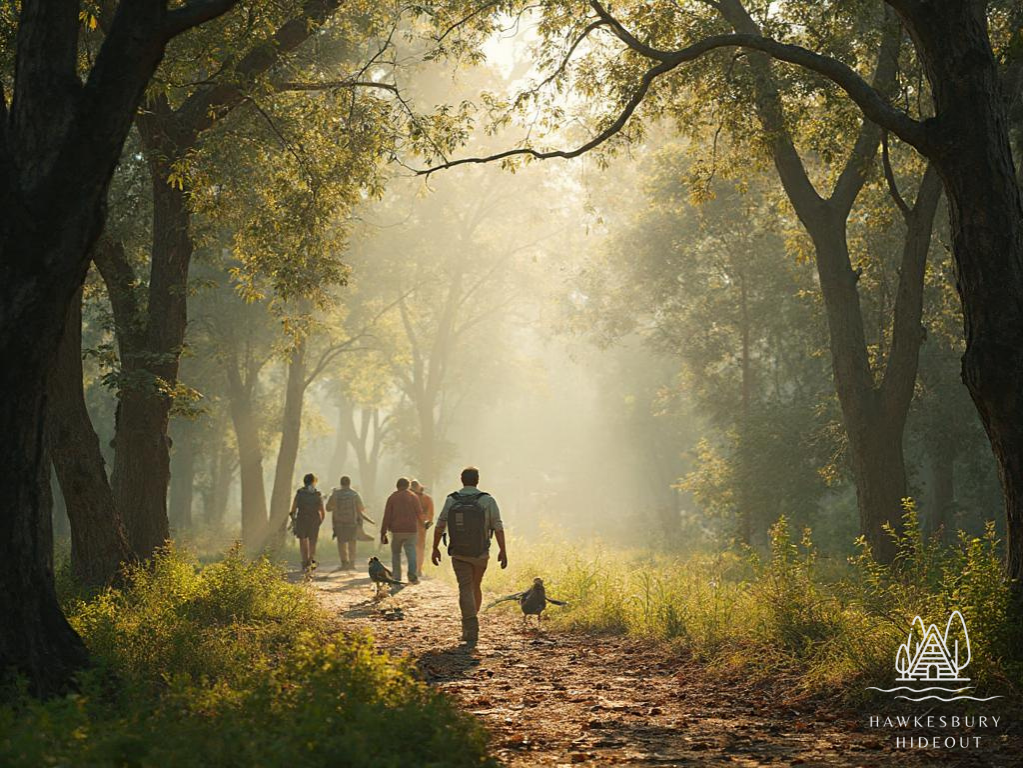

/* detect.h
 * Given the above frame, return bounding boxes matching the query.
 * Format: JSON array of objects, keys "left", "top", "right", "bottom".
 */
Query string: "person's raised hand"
[{"left": 431, "top": 547, "right": 442, "bottom": 566}]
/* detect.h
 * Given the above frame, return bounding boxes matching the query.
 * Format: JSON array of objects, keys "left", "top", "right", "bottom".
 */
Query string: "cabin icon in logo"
[{"left": 895, "top": 611, "right": 970, "bottom": 682}]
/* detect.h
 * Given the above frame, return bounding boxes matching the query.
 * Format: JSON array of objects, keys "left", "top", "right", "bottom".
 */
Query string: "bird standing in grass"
[
  {"left": 368, "top": 556, "right": 402, "bottom": 598},
  {"left": 484, "top": 577, "right": 567, "bottom": 628}
]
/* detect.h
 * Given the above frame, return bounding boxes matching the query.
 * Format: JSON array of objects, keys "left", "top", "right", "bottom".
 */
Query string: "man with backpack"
[
  {"left": 326, "top": 476, "right": 375, "bottom": 571},
  {"left": 431, "top": 466, "right": 508, "bottom": 644}
]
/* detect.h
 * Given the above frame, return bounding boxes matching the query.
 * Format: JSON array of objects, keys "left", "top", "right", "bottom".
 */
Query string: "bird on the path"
[
  {"left": 368, "top": 556, "right": 402, "bottom": 597},
  {"left": 484, "top": 577, "right": 567, "bottom": 628}
]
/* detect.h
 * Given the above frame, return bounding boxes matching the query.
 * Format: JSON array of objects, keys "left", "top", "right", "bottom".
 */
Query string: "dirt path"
[{"left": 312, "top": 570, "right": 1016, "bottom": 767}]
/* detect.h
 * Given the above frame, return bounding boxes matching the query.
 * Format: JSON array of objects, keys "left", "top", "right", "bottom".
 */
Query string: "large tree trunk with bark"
[
  {"left": 848, "top": 410, "right": 908, "bottom": 563},
  {"left": 0, "top": 225, "right": 94, "bottom": 695},
  {"left": 809, "top": 222, "right": 910, "bottom": 562},
  {"left": 267, "top": 343, "right": 308, "bottom": 551},
  {"left": 46, "top": 287, "right": 133, "bottom": 587},
  {"left": 109, "top": 136, "right": 192, "bottom": 559},
  {"left": 893, "top": 0, "right": 1022, "bottom": 582}
]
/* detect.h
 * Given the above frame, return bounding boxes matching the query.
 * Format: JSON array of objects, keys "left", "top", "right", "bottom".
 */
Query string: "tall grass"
[
  {"left": 469, "top": 505, "right": 1016, "bottom": 701},
  {"left": 1, "top": 545, "right": 496, "bottom": 767}
]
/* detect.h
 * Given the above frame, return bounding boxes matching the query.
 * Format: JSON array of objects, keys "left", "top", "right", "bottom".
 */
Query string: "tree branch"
[
  {"left": 419, "top": 55, "right": 675, "bottom": 174},
  {"left": 303, "top": 290, "right": 412, "bottom": 387},
  {"left": 881, "top": 131, "right": 911, "bottom": 218},
  {"left": 174, "top": 0, "right": 345, "bottom": 139},
  {"left": 273, "top": 80, "right": 400, "bottom": 94},
  {"left": 880, "top": 162, "right": 943, "bottom": 416},
  {"left": 420, "top": 2, "right": 931, "bottom": 174},
  {"left": 92, "top": 236, "right": 146, "bottom": 356},
  {"left": 829, "top": 6, "right": 901, "bottom": 213},
  {"left": 163, "top": 0, "right": 240, "bottom": 40}
]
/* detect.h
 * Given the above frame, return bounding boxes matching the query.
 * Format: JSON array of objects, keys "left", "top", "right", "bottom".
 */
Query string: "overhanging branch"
[{"left": 420, "top": 3, "right": 932, "bottom": 175}]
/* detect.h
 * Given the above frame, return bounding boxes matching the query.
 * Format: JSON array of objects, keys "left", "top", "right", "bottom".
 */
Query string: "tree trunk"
[
  {"left": 896, "top": 0, "right": 1022, "bottom": 583},
  {"left": 206, "top": 437, "right": 235, "bottom": 532},
  {"left": 110, "top": 119, "right": 194, "bottom": 560},
  {"left": 366, "top": 410, "right": 385, "bottom": 501},
  {"left": 267, "top": 342, "right": 308, "bottom": 551},
  {"left": 46, "top": 287, "right": 133, "bottom": 587},
  {"left": 168, "top": 419, "right": 197, "bottom": 534},
  {"left": 940, "top": 149, "right": 1021, "bottom": 581},
  {"left": 0, "top": 256, "right": 90, "bottom": 696},
  {"left": 329, "top": 400, "right": 351, "bottom": 484},
  {"left": 416, "top": 401, "right": 439, "bottom": 490},
  {"left": 227, "top": 368, "right": 268, "bottom": 551},
  {"left": 51, "top": 468, "right": 70, "bottom": 544},
  {"left": 848, "top": 409, "right": 908, "bottom": 563}
]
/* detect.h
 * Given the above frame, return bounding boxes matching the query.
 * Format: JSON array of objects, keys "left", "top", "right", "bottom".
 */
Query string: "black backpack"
[
  {"left": 295, "top": 488, "right": 321, "bottom": 517},
  {"left": 446, "top": 492, "right": 490, "bottom": 558}
]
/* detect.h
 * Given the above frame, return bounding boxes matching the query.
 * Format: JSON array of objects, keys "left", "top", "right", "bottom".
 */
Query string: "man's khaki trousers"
[{"left": 451, "top": 555, "right": 488, "bottom": 641}]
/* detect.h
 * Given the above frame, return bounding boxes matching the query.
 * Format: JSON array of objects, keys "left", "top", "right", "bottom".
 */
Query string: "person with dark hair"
[
  {"left": 290, "top": 472, "right": 325, "bottom": 573},
  {"left": 381, "top": 477, "right": 422, "bottom": 584},
  {"left": 431, "top": 466, "right": 507, "bottom": 644},
  {"left": 410, "top": 479, "right": 434, "bottom": 578},
  {"left": 326, "top": 475, "right": 375, "bottom": 571}
]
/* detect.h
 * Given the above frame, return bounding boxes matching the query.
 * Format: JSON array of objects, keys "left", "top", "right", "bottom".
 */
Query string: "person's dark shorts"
[{"left": 294, "top": 512, "right": 322, "bottom": 540}]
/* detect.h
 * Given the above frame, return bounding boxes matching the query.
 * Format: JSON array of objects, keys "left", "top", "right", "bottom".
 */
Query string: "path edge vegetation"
[
  {"left": 0, "top": 545, "right": 497, "bottom": 768},
  {"left": 475, "top": 504, "right": 1020, "bottom": 706}
]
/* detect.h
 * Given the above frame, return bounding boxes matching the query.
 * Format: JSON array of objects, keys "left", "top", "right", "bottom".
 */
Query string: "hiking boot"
[{"left": 460, "top": 617, "right": 479, "bottom": 644}]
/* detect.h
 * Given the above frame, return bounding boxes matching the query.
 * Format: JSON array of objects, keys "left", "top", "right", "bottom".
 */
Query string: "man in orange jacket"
[{"left": 410, "top": 479, "right": 434, "bottom": 578}]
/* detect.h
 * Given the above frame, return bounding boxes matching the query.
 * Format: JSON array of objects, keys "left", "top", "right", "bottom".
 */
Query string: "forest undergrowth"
[
  {"left": 475, "top": 503, "right": 1019, "bottom": 704},
  {"left": 0, "top": 546, "right": 496, "bottom": 768}
]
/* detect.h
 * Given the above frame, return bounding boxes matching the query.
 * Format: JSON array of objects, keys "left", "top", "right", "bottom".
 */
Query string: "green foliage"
[
  {"left": 469, "top": 518, "right": 1016, "bottom": 702},
  {"left": 0, "top": 547, "right": 495, "bottom": 768},
  {"left": 848, "top": 500, "right": 1016, "bottom": 691}
]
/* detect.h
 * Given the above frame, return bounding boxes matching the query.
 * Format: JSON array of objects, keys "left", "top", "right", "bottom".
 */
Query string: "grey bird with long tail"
[{"left": 484, "top": 577, "right": 567, "bottom": 627}]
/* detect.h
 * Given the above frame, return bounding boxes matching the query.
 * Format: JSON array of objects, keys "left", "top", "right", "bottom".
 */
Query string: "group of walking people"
[{"left": 289, "top": 466, "right": 508, "bottom": 643}]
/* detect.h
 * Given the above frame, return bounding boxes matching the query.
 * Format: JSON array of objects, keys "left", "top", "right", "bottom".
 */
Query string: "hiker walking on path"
[
  {"left": 411, "top": 479, "right": 434, "bottom": 578},
  {"left": 381, "top": 477, "right": 422, "bottom": 584},
  {"left": 326, "top": 476, "right": 375, "bottom": 571},
  {"left": 290, "top": 473, "right": 326, "bottom": 572},
  {"left": 431, "top": 466, "right": 508, "bottom": 644}
]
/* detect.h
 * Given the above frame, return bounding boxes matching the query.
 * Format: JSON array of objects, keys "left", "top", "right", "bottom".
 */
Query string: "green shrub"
[{"left": 0, "top": 546, "right": 496, "bottom": 768}]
